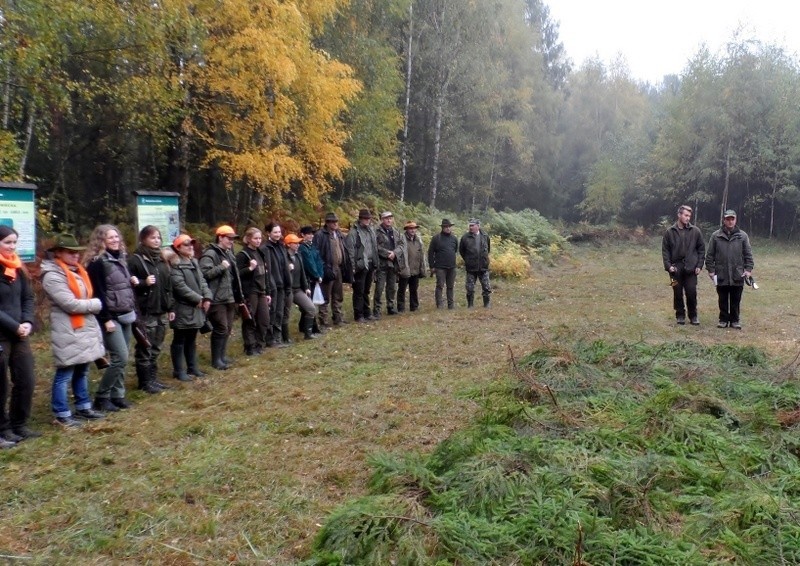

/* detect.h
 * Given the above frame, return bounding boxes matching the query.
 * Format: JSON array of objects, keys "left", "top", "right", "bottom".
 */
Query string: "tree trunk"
[
  {"left": 399, "top": 2, "right": 414, "bottom": 203},
  {"left": 431, "top": 89, "right": 443, "bottom": 208},
  {"left": 18, "top": 108, "right": 34, "bottom": 179},
  {"left": 720, "top": 138, "right": 732, "bottom": 223},
  {"left": 769, "top": 170, "right": 777, "bottom": 238}
]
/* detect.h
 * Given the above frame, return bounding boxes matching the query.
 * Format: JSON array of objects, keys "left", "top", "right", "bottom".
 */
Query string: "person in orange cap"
[
  {"left": 200, "top": 225, "right": 243, "bottom": 369},
  {"left": 284, "top": 234, "right": 318, "bottom": 340}
]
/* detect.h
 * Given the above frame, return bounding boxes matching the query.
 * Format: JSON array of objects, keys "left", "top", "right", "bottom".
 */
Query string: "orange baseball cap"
[
  {"left": 172, "top": 234, "right": 196, "bottom": 248},
  {"left": 283, "top": 234, "right": 302, "bottom": 245},
  {"left": 215, "top": 225, "right": 239, "bottom": 237}
]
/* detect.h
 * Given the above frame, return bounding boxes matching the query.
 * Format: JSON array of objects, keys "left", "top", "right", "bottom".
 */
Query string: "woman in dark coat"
[
  {"left": 128, "top": 225, "right": 175, "bottom": 393},
  {"left": 168, "top": 234, "right": 212, "bottom": 381},
  {"left": 235, "top": 228, "right": 275, "bottom": 354},
  {"left": 0, "top": 226, "right": 38, "bottom": 445}
]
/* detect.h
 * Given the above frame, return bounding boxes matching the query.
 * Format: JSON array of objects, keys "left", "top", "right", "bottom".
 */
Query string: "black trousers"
[
  {"left": 0, "top": 338, "right": 35, "bottom": 431},
  {"left": 716, "top": 285, "right": 744, "bottom": 323},
  {"left": 352, "top": 267, "right": 375, "bottom": 320},
  {"left": 671, "top": 271, "right": 698, "bottom": 318},
  {"left": 397, "top": 276, "right": 420, "bottom": 312}
]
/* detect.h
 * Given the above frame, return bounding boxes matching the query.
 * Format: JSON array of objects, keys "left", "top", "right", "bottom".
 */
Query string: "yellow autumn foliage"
[{"left": 193, "top": 0, "right": 360, "bottom": 206}]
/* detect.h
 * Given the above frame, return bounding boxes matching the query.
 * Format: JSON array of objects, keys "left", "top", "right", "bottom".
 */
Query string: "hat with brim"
[
  {"left": 284, "top": 234, "right": 303, "bottom": 245},
  {"left": 468, "top": 218, "right": 480, "bottom": 225},
  {"left": 49, "top": 233, "right": 86, "bottom": 252},
  {"left": 358, "top": 209, "right": 372, "bottom": 220},
  {"left": 215, "top": 225, "right": 239, "bottom": 238},
  {"left": 723, "top": 209, "right": 737, "bottom": 218},
  {"left": 380, "top": 211, "right": 393, "bottom": 219},
  {"left": 440, "top": 219, "right": 454, "bottom": 227},
  {"left": 172, "top": 234, "right": 196, "bottom": 248},
  {"left": 324, "top": 213, "right": 339, "bottom": 223},
  {"left": 404, "top": 221, "right": 419, "bottom": 230},
  {"left": 300, "top": 226, "right": 315, "bottom": 235}
]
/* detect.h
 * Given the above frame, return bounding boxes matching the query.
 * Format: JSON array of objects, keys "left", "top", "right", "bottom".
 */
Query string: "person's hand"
[
  {"left": 146, "top": 274, "right": 156, "bottom": 285},
  {"left": 305, "top": 289, "right": 311, "bottom": 296},
  {"left": 708, "top": 272, "right": 715, "bottom": 279},
  {"left": 743, "top": 270, "right": 752, "bottom": 278},
  {"left": 388, "top": 251, "right": 395, "bottom": 260},
  {"left": 130, "top": 275, "right": 140, "bottom": 286},
  {"left": 694, "top": 267, "right": 701, "bottom": 275},
  {"left": 17, "top": 322, "right": 32, "bottom": 337},
  {"left": 266, "top": 296, "right": 272, "bottom": 305},
  {"left": 105, "top": 320, "right": 117, "bottom": 332},
  {"left": 168, "top": 312, "right": 176, "bottom": 322},
  {"left": 202, "top": 299, "right": 211, "bottom": 313},
  {"left": 289, "top": 262, "right": 295, "bottom": 271},
  {"left": 668, "top": 265, "right": 676, "bottom": 273},
  {"left": 221, "top": 260, "right": 230, "bottom": 269},
  {"left": 249, "top": 259, "right": 257, "bottom": 271}
]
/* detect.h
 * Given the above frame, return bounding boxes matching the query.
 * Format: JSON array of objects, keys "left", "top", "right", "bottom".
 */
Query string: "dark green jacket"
[
  {"left": 705, "top": 227, "right": 754, "bottom": 286},
  {"left": 459, "top": 230, "right": 491, "bottom": 272},
  {"left": 169, "top": 254, "right": 213, "bottom": 329},
  {"left": 200, "top": 244, "right": 241, "bottom": 304},
  {"left": 662, "top": 222, "right": 705, "bottom": 273}
]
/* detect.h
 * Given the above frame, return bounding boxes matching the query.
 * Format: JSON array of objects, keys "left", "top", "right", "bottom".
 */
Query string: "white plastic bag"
[{"left": 312, "top": 285, "right": 325, "bottom": 305}]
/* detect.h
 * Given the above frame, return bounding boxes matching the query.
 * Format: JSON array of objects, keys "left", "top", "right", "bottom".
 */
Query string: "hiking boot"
[
  {"left": 12, "top": 426, "right": 42, "bottom": 440},
  {"left": 689, "top": 316, "right": 699, "bottom": 326},
  {"left": 731, "top": 322, "right": 742, "bottom": 330},
  {"left": 139, "top": 382, "right": 162, "bottom": 394},
  {"left": 0, "top": 437, "right": 15, "bottom": 449},
  {"left": 94, "top": 397, "right": 120, "bottom": 412},
  {"left": 676, "top": 316, "right": 686, "bottom": 325},
  {"left": 153, "top": 380, "right": 172, "bottom": 390},
  {"left": 717, "top": 321, "right": 728, "bottom": 328},
  {"left": 110, "top": 398, "right": 133, "bottom": 410},
  {"left": 54, "top": 416, "right": 83, "bottom": 429},
  {"left": 75, "top": 408, "right": 105, "bottom": 420}
]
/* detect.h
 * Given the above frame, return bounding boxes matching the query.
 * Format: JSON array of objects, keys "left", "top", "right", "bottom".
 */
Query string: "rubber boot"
[
  {"left": 221, "top": 336, "right": 233, "bottom": 365},
  {"left": 185, "top": 340, "right": 206, "bottom": 377},
  {"left": 171, "top": 343, "right": 193, "bottom": 380},
  {"left": 304, "top": 316, "right": 318, "bottom": 340},
  {"left": 483, "top": 296, "right": 490, "bottom": 308},
  {"left": 210, "top": 335, "right": 229, "bottom": 370},
  {"left": 281, "top": 324, "right": 293, "bottom": 345},
  {"left": 467, "top": 293, "right": 474, "bottom": 308}
]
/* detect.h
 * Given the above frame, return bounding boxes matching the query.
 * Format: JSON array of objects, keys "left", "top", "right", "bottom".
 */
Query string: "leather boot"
[
  {"left": 210, "top": 335, "right": 229, "bottom": 370},
  {"left": 150, "top": 362, "right": 171, "bottom": 390},
  {"left": 483, "top": 296, "right": 490, "bottom": 308},
  {"left": 185, "top": 340, "right": 206, "bottom": 377},
  {"left": 467, "top": 294, "right": 474, "bottom": 308},
  {"left": 171, "top": 342, "right": 193, "bottom": 380},
  {"left": 136, "top": 363, "right": 160, "bottom": 393},
  {"left": 281, "top": 324, "right": 293, "bottom": 345}
]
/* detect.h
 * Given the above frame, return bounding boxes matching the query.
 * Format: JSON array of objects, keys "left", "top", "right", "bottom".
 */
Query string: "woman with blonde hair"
[
  {"left": 85, "top": 224, "right": 139, "bottom": 412},
  {"left": 235, "top": 227, "right": 274, "bottom": 355}
]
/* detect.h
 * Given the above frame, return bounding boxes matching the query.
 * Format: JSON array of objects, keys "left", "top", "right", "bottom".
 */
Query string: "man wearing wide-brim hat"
[
  {"left": 312, "top": 212, "right": 351, "bottom": 326},
  {"left": 427, "top": 218, "right": 459, "bottom": 309},
  {"left": 345, "top": 209, "right": 379, "bottom": 322},
  {"left": 705, "top": 209, "right": 754, "bottom": 330},
  {"left": 397, "top": 221, "right": 428, "bottom": 313}
]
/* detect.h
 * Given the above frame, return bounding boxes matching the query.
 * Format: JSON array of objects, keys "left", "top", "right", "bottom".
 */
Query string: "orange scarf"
[
  {"left": 0, "top": 252, "right": 22, "bottom": 282},
  {"left": 55, "top": 258, "right": 94, "bottom": 329}
]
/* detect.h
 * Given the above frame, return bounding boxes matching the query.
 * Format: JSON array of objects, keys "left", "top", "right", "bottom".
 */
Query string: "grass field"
[{"left": 1, "top": 237, "right": 798, "bottom": 564}]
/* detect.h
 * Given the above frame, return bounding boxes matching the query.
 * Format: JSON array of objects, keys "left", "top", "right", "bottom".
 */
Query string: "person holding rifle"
[{"left": 661, "top": 205, "right": 705, "bottom": 325}]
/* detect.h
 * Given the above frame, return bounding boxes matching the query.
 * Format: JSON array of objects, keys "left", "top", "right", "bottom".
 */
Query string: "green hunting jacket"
[{"left": 705, "top": 227, "right": 754, "bottom": 286}]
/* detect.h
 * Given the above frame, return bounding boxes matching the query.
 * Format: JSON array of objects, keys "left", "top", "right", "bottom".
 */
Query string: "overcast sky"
[{"left": 546, "top": 0, "right": 800, "bottom": 84}]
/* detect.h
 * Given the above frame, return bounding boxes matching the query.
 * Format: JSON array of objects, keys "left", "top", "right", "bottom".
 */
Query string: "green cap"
[
  {"left": 723, "top": 209, "right": 737, "bottom": 218},
  {"left": 49, "top": 233, "right": 86, "bottom": 252}
]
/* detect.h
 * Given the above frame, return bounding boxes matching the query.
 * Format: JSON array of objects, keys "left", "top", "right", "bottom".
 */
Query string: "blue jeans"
[
  {"left": 52, "top": 364, "right": 92, "bottom": 418},
  {"left": 96, "top": 321, "right": 132, "bottom": 399}
]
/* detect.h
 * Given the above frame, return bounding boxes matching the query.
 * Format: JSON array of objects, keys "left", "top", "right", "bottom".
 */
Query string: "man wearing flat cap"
[
  {"left": 428, "top": 219, "right": 459, "bottom": 309},
  {"left": 345, "top": 209, "right": 379, "bottom": 322},
  {"left": 705, "top": 209, "right": 754, "bottom": 330},
  {"left": 459, "top": 218, "right": 491, "bottom": 308},
  {"left": 373, "top": 211, "right": 404, "bottom": 318},
  {"left": 397, "top": 221, "right": 427, "bottom": 313},
  {"left": 313, "top": 213, "right": 351, "bottom": 326}
]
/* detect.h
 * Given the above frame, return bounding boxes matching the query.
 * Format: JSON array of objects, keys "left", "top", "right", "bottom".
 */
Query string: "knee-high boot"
[
  {"left": 210, "top": 335, "right": 229, "bottom": 370},
  {"left": 185, "top": 339, "right": 205, "bottom": 377},
  {"left": 281, "top": 324, "right": 293, "bottom": 345},
  {"left": 150, "top": 361, "right": 171, "bottom": 390},
  {"left": 137, "top": 362, "right": 160, "bottom": 393},
  {"left": 171, "top": 342, "right": 192, "bottom": 380}
]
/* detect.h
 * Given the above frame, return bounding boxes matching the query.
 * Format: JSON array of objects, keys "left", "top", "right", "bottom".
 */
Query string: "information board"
[
  {"left": 0, "top": 183, "right": 37, "bottom": 262},
  {"left": 134, "top": 191, "right": 181, "bottom": 245}
]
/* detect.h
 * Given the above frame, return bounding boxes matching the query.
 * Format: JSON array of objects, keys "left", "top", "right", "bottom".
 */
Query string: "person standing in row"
[
  {"left": 346, "top": 209, "right": 379, "bottom": 323},
  {"left": 299, "top": 226, "right": 325, "bottom": 334},
  {"left": 706, "top": 209, "right": 754, "bottom": 329},
  {"left": 428, "top": 219, "right": 458, "bottom": 309},
  {"left": 236, "top": 228, "right": 274, "bottom": 355},
  {"left": 86, "top": 224, "right": 138, "bottom": 412},
  {"left": 0, "top": 226, "right": 38, "bottom": 444},
  {"left": 201, "top": 225, "right": 242, "bottom": 369},
  {"left": 285, "top": 234, "right": 318, "bottom": 340},
  {"left": 129, "top": 225, "right": 174, "bottom": 393},
  {"left": 41, "top": 234, "right": 106, "bottom": 428},
  {"left": 168, "top": 234, "right": 212, "bottom": 380},
  {"left": 373, "top": 211, "right": 404, "bottom": 318},
  {"left": 459, "top": 218, "right": 492, "bottom": 308},
  {"left": 662, "top": 205, "right": 705, "bottom": 325},
  {"left": 263, "top": 223, "right": 293, "bottom": 346},
  {"left": 397, "top": 221, "right": 427, "bottom": 313},
  {"left": 313, "top": 213, "right": 350, "bottom": 327}
]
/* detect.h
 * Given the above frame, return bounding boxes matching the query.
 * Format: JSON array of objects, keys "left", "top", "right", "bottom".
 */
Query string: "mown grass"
[{"left": 1, "top": 237, "right": 799, "bottom": 563}]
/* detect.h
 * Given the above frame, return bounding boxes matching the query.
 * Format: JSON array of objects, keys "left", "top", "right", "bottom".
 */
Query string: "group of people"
[
  {"left": 0, "top": 210, "right": 492, "bottom": 448},
  {"left": 662, "top": 205, "right": 755, "bottom": 328}
]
